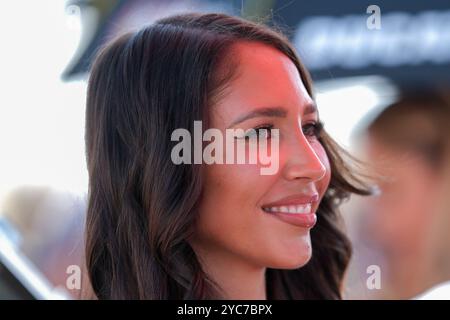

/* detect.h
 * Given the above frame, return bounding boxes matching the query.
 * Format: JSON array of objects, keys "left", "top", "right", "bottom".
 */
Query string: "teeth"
[{"left": 263, "top": 203, "right": 312, "bottom": 214}]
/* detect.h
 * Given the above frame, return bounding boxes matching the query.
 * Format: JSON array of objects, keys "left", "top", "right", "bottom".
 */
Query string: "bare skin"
[{"left": 189, "top": 41, "right": 331, "bottom": 299}]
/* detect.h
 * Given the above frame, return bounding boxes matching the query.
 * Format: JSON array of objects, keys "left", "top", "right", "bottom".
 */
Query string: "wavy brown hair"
[{"left": 84, "top": 12, "right": 371, "bottom": 299}]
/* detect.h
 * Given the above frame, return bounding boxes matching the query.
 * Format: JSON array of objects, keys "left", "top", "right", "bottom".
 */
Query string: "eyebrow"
[{"left": 228, "top": 102, "right": 317, "bottom": 127}]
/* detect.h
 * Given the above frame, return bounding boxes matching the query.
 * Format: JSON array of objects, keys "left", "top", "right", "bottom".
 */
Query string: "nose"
[{"left": 281, "top": 132, "right": 327, "bottom": 182}]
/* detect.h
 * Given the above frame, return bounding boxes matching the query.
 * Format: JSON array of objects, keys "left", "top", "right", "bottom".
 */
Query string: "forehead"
[{"left": 213, "top": 41, "right": 313, "bottom": 117}]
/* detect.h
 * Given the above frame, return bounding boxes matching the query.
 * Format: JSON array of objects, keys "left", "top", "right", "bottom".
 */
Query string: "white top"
[{"left": 414, "top": 281, "right": 450, "bottom": 300}]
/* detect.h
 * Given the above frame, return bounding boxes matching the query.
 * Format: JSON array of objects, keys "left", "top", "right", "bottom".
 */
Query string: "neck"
[
  {"left": 215, "top": 264, "right": 267, "bottom": 300},
  {"left": 192, "top": 243, "right": 267, "bottom": 299}
]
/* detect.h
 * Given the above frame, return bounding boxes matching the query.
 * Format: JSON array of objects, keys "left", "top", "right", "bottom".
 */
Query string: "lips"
[{"left": 261, "top": 193, "right": 319, "bottom": 228}]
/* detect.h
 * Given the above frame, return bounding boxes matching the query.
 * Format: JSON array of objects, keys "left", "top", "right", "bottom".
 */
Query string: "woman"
[{"left": 84, "top": 12, "right": 370, "bottom": 299}]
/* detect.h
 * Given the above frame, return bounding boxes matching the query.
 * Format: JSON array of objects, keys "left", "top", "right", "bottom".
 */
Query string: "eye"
[
  {"left": 302, "top": 121, "right": 323, "bottom": 138},
  {"left": 243, "top": 124, "right": 274, "bottom": 140}
]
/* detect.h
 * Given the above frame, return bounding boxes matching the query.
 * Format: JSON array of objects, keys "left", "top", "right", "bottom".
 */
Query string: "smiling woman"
[{"left": 84, "top": 12, "right": 371, "bottom": 299}]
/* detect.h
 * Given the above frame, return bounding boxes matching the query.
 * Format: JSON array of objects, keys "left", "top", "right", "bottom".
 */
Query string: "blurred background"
[{"left": 1, "top": 0, "right": 450, "bottom": 299}]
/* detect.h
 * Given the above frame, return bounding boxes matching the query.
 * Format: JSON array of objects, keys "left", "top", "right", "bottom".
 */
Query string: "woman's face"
[{"left": 190, "top": 41, "right": 331, "bottom": 270}]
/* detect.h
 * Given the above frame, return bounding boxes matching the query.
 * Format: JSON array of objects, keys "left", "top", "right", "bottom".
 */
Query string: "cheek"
[
  {"left": 193, "top": 163, "right": 268, "bottom": 263},
  {"left": 202, "top": 162, "right": 265, "bottom": 205},
  {"left": 373, "top": 166, "right": 437, "bottom": 251},
  {"left": 193, "top": 162, "right": 312, "bottom": 269},
  {"left": 194, "top": 162, "right": 267, "bottom": 240}
]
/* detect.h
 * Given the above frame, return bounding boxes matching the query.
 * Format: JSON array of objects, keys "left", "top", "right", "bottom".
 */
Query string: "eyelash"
[
  {"left": 303, "top": 121, "right": 324, "bottom": 138},
  {"left": 241, "top": 121, "right": 324, "bottom": 140},
  {"left": 243, "top": 124, "right": 274, "bottom": 140}
]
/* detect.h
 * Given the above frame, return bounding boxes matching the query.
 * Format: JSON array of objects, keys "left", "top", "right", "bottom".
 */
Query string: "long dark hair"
[{"left": 84, "top": 12, "right": 371, "bottom": 299}]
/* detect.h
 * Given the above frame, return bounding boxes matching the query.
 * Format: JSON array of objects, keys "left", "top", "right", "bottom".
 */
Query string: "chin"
[
  {"left": 268, "top": 243, "right": 313, "bottom": 270},
  {"left": 278, "top": 255, "right": 312, "bottom": 270}
]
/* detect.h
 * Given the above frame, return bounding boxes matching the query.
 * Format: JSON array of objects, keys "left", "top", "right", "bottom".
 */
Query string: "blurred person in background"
[{"left": 359, "top": 89, "right": 450, "bottom": 299}]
